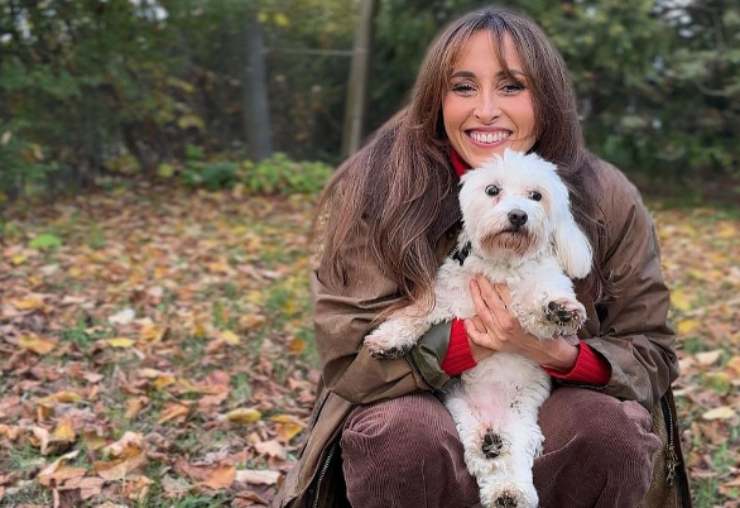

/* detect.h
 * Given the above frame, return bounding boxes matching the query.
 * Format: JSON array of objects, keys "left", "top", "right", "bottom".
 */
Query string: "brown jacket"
[{"left": 272, "top": 160, "right": 691, "bottom": 508}]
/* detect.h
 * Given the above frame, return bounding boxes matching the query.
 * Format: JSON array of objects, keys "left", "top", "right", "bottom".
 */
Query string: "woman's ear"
[{"left": 552, "top": 207, "right": 593, "bottom": 279}]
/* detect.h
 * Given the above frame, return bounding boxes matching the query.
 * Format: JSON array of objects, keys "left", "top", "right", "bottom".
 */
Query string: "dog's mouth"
[{"left": 481, "top": 229, "right": 533, "bottom": 254}]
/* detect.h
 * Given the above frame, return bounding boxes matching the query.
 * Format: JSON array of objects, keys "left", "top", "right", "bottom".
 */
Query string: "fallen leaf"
[
  {"left": 235, "top": 468, "right": 281, "bottom": 486},
  {"left": 18, "top": 334, "right": 57, "bottom": 355},
  {"left": 121, "top": 474, "right": 153, "bottom": 501},
  {"left": 676, "top": 319, "right": 699, "bottom": 335},
  {"left": 253, "top": 439, "right": 286, "bottom": 460},
  {"left": 270, "top": 414, "right": 304, "bottom": 442},
  {"left": 108, "top": 308, "right": 135, "bottom": 325},
  {"left": 11, "top": 294, "right": 45, "bottom": 311},
  {"left": 51, "top": 417, "right": 76, "bottom": 443},
  {"left": 702, "top": 406, "right": 736, "bottom": 421},
  {"left": 106, "top": 337, "right": 135, "bottom": 348},
  {"left": 225, "top": 407, "right": 262, "bottom": 425},
  {"left": 95, "top": 433, "right": 146, "bottom": 481},
  {"left": 219, "top": 330, "right": 240, "bottom": 345},
  {"left": 201, "top": 465, "right": 236, "bottom": 490},
  {"left": 288, "top": 338, "right": 306, "bottom": 355},
  {"left": 671, "top": 290, "right": 692, "bottom": 312},
  {"left": 158, "top": 403, "right": 190, "bottom": 424},
  {"left": 37, "top": 450, "right": 81, "bottom": 486},
  {"left": 161, "top": 475, "right": 191, "bottom": 498},
  {"left": 695, "top": 350, "right": 722, "bottom": 366},
  {"left": 57, "top": 476, "right": 105, "bottom": 499}
]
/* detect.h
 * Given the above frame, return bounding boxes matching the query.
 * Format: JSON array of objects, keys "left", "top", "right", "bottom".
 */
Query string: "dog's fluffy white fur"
[{"left": 364, "top": 149, "right": 593, "bottom": 508}]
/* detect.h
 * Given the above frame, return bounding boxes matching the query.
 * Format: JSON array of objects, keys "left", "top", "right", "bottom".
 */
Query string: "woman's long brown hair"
[{"left": 316, "top": 7, "right": 606, "bottom": 306}]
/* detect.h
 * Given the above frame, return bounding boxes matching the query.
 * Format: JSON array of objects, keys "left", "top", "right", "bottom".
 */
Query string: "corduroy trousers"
[{"left": 340, "top": 387, "right": 661, "bottom": 508}]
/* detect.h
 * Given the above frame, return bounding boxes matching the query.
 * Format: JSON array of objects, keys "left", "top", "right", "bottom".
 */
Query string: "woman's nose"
[{"left": 474, "top": 93, "right": 500, "bottom": 123}]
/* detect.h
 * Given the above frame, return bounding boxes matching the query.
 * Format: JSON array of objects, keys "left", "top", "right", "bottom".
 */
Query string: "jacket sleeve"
[
  {"left": 312, "top": 220, "right": 452, "bottom": 404},
  {"left": 578, "top": 166, "right": 679, "bottom": 410}
]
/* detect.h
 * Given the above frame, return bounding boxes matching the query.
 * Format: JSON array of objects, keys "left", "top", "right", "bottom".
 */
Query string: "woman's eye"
[
  {"left": 501, "top": 82, "right": 525, "bottom": 94},
  {"left": 529, "top": 190, "right": 542, "bottom": 201},
  {"left": 485, "top": 185, "right": 500, "bottom": 196},
  {"left": 452, "top": 83, "right": 476, "bottom": 95}
]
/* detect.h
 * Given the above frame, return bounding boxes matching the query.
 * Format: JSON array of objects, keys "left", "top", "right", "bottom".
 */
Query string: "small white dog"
[{"left": 364, "top": 149, "right": 593, "bottom": 508}]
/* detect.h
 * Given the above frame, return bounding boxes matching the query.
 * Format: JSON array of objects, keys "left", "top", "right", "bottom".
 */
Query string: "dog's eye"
[
  {"left": 529, "top": 191, "right": 542, "bottom": 201},
  {"left": 485, "top": 185, "right": 500, "bottom": 197}
]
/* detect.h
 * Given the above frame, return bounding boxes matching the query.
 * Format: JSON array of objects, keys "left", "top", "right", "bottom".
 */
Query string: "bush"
[{"left": 178, "top": 152, "right": 332, "bottom": 195}]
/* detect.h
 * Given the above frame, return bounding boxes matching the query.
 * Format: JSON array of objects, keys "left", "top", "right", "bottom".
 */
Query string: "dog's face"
[{"left": 459, "top": 150, "right": 591, "bottom": 277}]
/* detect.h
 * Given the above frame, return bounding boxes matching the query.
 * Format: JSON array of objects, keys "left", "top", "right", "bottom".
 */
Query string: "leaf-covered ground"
[{"left": 0, "top": 185, "right": 738, "bottom": 507}]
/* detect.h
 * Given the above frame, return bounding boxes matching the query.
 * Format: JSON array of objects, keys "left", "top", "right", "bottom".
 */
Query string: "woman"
[{"left": 273, "top": 7, "right": 690, "bottom": 508}]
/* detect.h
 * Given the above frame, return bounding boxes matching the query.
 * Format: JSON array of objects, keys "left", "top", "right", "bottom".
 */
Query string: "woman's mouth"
[{"left": 467, "top": 129, "right": 512, "bottom": 147}]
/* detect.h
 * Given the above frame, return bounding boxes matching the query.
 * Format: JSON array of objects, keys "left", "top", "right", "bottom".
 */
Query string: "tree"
[
  {"left": 244, "top": 8, "right": 273, "bottom": 162},
  {"left": 341, "top": 0, "right": 376, "bottom": 158}
]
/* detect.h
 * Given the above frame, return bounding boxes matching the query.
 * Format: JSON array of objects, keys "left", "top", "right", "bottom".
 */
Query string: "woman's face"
[{"left": 442, "top": 31, "right": 536, "bottom": 168}]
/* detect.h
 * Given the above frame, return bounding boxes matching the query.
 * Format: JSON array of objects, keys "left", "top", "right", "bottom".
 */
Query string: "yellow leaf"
[
  {"left": 288, "top": 338, "right": 306, "bottom": 355},
  {"left": 153, "top": 374, "right": 176, "bottom": 390},
  {"left": 702, "top": 406, "right": 736, "bottom": 420},
  {"left": 670, "top": 290, "right": 692, "bottom": 312},
  {"left": 52, "top": 417, "right": 76, "bottom": 443},
  {"left": 106, "top": 337, "right": 135, "bottom": 348},
  {"left": 677, "top": 319, "right": 699, "bottom": 335},
  {"left": 226, "top": 408, "right": 262, "bottom": 425},
  {"left": 18, "top": 334, "right": 57, "bottom": 355},
  {"left": 716, "top": 222, "right": 736, "bottom": 239},
  {"left": 10, "top": 253, "right": 27, "bottom": 265},
  {"left": 219, "top": 330, "right": 240, "bottom": 345},
  {"left": 270, "top": 414, "right": 304, "bottom": 442},
  {"left": 12, "top": 295, "right": 45, "bottom": 310},
  {"left": 177, "top": 114, "right": 205, "bottom": 131}
]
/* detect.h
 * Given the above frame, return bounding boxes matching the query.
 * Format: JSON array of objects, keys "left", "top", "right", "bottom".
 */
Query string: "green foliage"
[
  {"left": 180, "top": 152, "right": 331, "bottom": 195},
  {"left": 29, "top": 233, "right": 63, "bottom": 251},
  {"left": 1, "top": 0, "right": 737, "bottom": 202},
  {"left": 243, "top": 153, "right": 332, "bottom": 195}
]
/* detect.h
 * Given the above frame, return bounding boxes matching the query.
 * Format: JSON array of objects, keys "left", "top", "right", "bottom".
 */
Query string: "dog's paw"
[
  {"left": 481, "top": 481, "right": 538, "bottom": 508},
  {"left": 364, "top": 333, "right": 412, "bottom": 359},
  {"left": 545, "top": 298, "right": 586, "bottom": 330},
  {"left": 481, "top": 428, "right": 505, "bottom": 459}
]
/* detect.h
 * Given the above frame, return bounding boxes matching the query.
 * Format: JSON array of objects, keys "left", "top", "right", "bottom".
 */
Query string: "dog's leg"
[
  {"left": 510, "top": 258, "right": 586, "bottom": 340},
  {"left": 363, "top": 305, "right": 433, "bottom": 359}
]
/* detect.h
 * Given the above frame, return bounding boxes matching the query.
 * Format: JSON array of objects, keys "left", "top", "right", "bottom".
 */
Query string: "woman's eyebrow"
[{"left": 449, "top": 69, "right": 527, "bottom": 79}]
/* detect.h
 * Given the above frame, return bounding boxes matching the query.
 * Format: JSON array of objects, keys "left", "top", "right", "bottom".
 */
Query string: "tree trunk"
[
  {"left": 341, "top": 0, "right": 376, "bottom": 158},
  {"left": 243, "top": 11, "right": 273, "bottom": 162}
]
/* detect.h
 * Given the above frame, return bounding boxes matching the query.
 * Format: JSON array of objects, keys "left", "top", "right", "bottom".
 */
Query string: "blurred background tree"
[{"left": 0, "top": 0, "right": 737, "bottom": 203}]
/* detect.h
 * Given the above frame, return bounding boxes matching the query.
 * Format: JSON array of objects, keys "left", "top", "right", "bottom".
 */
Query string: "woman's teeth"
[{"left": 470, "top": 131, "right": 510, "bottom": 144}]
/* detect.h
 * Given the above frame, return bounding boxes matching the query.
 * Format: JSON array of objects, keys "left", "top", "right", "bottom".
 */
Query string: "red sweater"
[{"left": 440, "top": 149, "right": 610, "bottom": 385}]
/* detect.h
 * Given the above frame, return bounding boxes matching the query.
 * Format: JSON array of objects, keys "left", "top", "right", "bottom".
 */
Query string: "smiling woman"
[
  {"left": 272, "top": 6, "right": 691, "bottom": 508},
  {"left": 443, "top": 31, "right": 537, "bottom": 166}
]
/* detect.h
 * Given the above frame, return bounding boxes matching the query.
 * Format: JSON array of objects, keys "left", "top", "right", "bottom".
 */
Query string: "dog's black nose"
[{"left": 507, "top": 209, "right": 528, "bottom": 227}]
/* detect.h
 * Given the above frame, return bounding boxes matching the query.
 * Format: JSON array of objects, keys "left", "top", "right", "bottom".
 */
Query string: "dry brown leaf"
[
  {"left": 37, "top": 450, "right": 81, "bottom": 486},
  {"left": 695, "top": 350, "right": 722, "bottom": 366},
  {"left": 235, "top": 469, "right": 281, "bottom": 486},
  {"left": 121, "top": 474, "right": 153, "bottom": 501},
  {"left": 161, "top": 475, "right": 191, "bottom": 498},
  {"left": 18, "top": 334, "right": 57, "bottom": 355},
  {"left": 158, "top": 402, "right": 190, "bottom": 424},
  {"left": 57, "top": 476, "right": 105, "bottom": 500},
  {"left": 702, "top": 406, "right": 737, "bottom": 421},
  {"left": 11, "top": 294, "right": 45, "bottom": 311},
  {"left": 253, "top": 439, "right": 286, "bottom": 460},
  {"left": 125, "top": 397, "right": 148, "bottom": 419},
  {"left": 201, "top": 465, "right": 236, "bottom": 490}
]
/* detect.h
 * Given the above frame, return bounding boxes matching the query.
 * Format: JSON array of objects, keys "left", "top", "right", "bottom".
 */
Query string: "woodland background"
[{"left": 0, "top": 1, "right": 738, "bottom": 507}]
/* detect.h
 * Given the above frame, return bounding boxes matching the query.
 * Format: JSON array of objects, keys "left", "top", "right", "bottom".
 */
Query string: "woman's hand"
[{"left": 464, "top": 275, "right": 579, "bottom": 371}]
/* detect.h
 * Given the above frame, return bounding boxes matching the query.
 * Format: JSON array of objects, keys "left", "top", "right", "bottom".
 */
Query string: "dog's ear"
[{"left": 552, "top": 207, "right": 593, "bottom": 279}]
